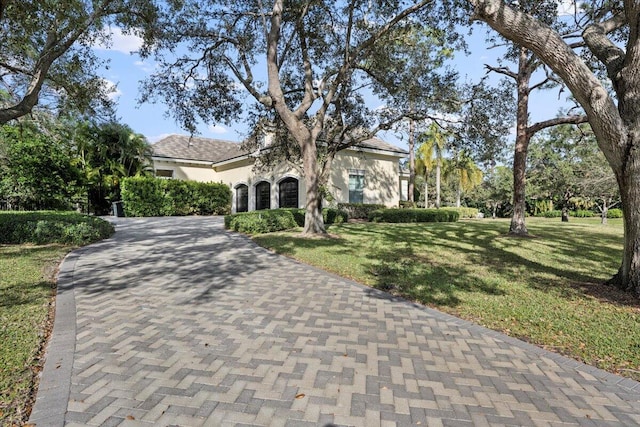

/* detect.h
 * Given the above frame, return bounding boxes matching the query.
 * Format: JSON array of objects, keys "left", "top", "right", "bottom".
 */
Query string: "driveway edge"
[{"left": 28, "top": 247, "right": 84, "bottom": 427}]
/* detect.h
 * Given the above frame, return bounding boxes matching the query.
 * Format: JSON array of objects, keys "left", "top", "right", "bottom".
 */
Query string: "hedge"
[
  {"left": 369, "top": 208, "right": 459, "bottom": 223},
  {"left": 280, "top": 208, "right": 348, "bottom": 226},
  {"left": 337, "top": 203, "right": 385, "bottom": 220},
  {"left": 225, "top": 208, "right": 348, "bottom": 234},
  {"left": 541, "top": 210, "right": 563, "bottom": 218},
  {"left": 571, "top": 210, "right": 594, "bottom": 218},
  {"left": 224, "top": 210, "right": 298, "bottom": 234},
  {"left": 121, "top": 177, "right": 231, "bottom": 217},
  {"left": 441, "top": 207, "right": 479, "bottom": 219},
  {"left": 0, "top": 211, "right": 114, "bottom": 245},
  {"left": 607, "top": 208, "right": 623, "bottom": 218}
]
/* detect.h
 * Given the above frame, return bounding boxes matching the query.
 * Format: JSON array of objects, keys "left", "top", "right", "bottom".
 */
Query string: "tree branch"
[
  {"left": 484, "top": 64, "right": 517, "bottom": 80},
  {"left": 527, "top": 115, "right": 588, "bottom": 136},
  {"left": 582, "top": 12, "right": 626, "bottom": 78}
]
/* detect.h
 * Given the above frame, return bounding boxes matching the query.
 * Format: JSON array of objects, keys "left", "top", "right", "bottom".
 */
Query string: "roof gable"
[
  {"left": 152, "top": 134, "right": 246, "bottom": 163},
  {"left": 152, "top": 134, "right": 408, "bottom": 164}
]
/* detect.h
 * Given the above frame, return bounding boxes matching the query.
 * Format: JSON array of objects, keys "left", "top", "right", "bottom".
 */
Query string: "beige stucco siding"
[
  {"left": 153, "top": 159, "right": 217, "bottom": 182},
  {"left": 215, "top": 160, "right": 306, "bottom": 212},
  {"left": 329, "top": 150, "right": 401, "bottom": 207},
  {"left": 153, "top": 147, "right": 403, "bottom": 212}
]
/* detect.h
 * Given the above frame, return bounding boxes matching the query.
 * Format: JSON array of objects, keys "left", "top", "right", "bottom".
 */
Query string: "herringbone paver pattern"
[{"left": 30, "top": 217, "right": 640, "bottom": 427}]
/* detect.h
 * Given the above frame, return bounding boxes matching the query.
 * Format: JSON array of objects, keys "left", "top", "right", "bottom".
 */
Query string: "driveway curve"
[{"left": 30, "top": 216, "right": 640, "bottom": 427}]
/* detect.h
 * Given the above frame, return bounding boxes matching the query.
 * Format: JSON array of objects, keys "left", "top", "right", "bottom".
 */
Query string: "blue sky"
[{"left": 92, "top": 23, "right": 577, "bottom": 150}]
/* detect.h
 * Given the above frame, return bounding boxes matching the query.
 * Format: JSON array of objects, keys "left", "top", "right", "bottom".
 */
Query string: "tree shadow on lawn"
[{"left": 262, "top": 220, "right": 637, "bottom": 310}]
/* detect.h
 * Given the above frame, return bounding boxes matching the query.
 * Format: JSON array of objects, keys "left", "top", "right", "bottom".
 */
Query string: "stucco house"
[{"left": 151, "top": 134, "right": 409, "bottom": 213}]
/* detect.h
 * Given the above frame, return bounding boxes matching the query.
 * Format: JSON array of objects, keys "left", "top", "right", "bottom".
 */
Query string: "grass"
[
  {"left": 254, "top": 217, "right": 640, "bottom": 381},
  {"left": 0, "top": 244, "right": 69, "bottom": 425}
]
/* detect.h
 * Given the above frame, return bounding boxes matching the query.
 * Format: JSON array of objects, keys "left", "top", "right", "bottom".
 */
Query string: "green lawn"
[
  {"left": 254, "top": 217, "right": 640, "bottom": 380},
  {"left": 0, "top": 244, "right": 69, "bottom": 424}
]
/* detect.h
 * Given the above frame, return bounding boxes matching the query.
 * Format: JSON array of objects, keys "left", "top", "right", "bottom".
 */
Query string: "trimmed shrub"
[
  {"left": 571, "top": 210, "right": 594, "bottom": 218},
  {"left": 441, "top": 207, "right": 479, "bottom": 219},
  {"left": 369, "top": 208, "right": 459, "bottom": 223},
  {"left": 229, "top": 208, "right": 348, "bottom": 233},
  {"left": 607, "top": 208, "right": 623, "bottom": 218},
  {"left": 541, "top": 210, "right": 563, "bottom": 218},
  {"left": 322, "top": 208, "right": 348, "bottom": 225},
  {"left": 337, "top": 203, "right": 385, "bottom": 220},
  {"left": 0, "top": 211, "right": 114, "bottom": 245},
  {"left": 121, "top": 177, "right": 231, "bottom": 217},
  {"left": 224, "top": 210, "right": 297, "bottom": 234}
]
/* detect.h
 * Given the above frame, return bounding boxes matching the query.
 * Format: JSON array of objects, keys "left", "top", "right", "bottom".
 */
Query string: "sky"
[{"left": 92, "top": 20, "right": 577, "bottom": 151}]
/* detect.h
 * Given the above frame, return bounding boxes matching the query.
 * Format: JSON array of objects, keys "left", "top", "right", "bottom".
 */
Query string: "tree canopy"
[
  {"left": 142, "top": 0, "right": 457, "bottom": 233},
  {"left": 0, "top": 0, "right": 157, "bottom": 123}
]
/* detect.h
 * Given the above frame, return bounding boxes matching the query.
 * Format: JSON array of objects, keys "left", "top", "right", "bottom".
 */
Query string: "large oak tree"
[
  {"left": 469, "top": 0, "right": 640, "bottom": 295},
  {"left": 142, "top": 0, "right": 452, "bottom": 234},
  {"left": 0, "top": 0, "right": 157, "bottom": 123}
]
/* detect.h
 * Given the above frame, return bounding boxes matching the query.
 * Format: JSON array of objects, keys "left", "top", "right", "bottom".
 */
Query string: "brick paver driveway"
[{"left": 30, "top": 216, "right": 640, "bottom": 426}]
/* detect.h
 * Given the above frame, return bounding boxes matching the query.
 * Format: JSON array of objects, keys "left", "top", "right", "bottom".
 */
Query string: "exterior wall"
[
  {"left": 329, "top": 150, "right": 401, "bottom": 207},
  {"left": 153, "top": 159, "right": 217, "bottom": 182},
  {"left": 214, "top": 160, "right": 305, "bottom": 213},
  {"left": 153, "top": 148, "right": 403, "bottom": 212}
]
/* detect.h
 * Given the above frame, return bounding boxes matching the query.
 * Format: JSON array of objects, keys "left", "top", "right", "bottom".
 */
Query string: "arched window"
[
  {"left": 255, "top": 181, "right": 271, "bottom": 210},
  {"left": 279, "top": 177, "right": 299, "bottom": 208},
  {"left": 236, "top": 184, "right": 248, "bottom": 212}
]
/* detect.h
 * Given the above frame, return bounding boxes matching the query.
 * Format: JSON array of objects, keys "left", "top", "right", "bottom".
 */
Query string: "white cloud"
[
  {"left": 558, "top": 0, "right": 580, "bottom": 15},
  {"left": 134, "top": 60, "right": 157, "bottom": 73},
  {"left": 102, "top": 79, "right": 122, "bottom": 100},
  {"left": 208, "top": 124, "right": 228, "bottom": 135},
  {"left": 94, "top": 27, "right": 143, "bottom": 54}
]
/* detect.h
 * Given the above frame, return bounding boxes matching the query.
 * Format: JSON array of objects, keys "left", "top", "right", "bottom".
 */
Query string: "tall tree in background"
[
  {"left": 446, "top": 149, "right": 483, "bottom": 207},
  {"left": 367, "top": 27, "right": 459, "bottom": 205},
  {"left": 0, "top": 0, "right": 157, "bottom": 123},
  {"left": 481, "top": 0, "right": 587, "bottom": 236},
  {"left": 142, "top": 0, "right": 455, "bottom": 234},
  {"left": 78, "top": 122, "right": 153, "bottom": 215},
  {"left": 469, "top": 0, "right": 640, "bottom": 294},
  {"left": 417, "top": 123, "right": 449, "bottom": 208}
]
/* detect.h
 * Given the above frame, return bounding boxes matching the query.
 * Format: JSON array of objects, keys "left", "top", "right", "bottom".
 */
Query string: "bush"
[
  {"left": 571, "top": 210, "right": 594, "bottom": 218},
  {"left": 441, "top": 207, "right": 479, "bottom": 219},
  {"left": 369, "top": 208, "right": 459, "bottom": 223},
  {"left": 121, "top": 177, "right": 231, "bottom": 217},
  {"left": 607, "top": 208, "right": 623, "bottom": 219},
  {"left": 224, "top": 210, "right": 298, "bottom": 234},
  {"left": 541, "top": 210, "right": 563, "bottom": 218},
  {"left": 226, "top": 208, "right": 348, "bottom": 234},
  {"left": 0, "top": 211, "right": 114, "bottom": 245},
  {"left": 337, "top": 203, "right": 386, "bottom": 220}
]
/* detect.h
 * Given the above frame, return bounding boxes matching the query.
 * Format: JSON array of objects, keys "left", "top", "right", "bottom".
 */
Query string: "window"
[
  {"left": 279, "top": 177, "right": 299, "bottom": 208},
  {"left": 236, "top": 184, "right": 248, "bottom": 212},
  {"left": 155, "top": 169, "right": 173, "bottom": 178},
  {"left": 255, "top": 181, "right": 271, "bottom": 210},
  {"left": 348, "top": 169, "right": 365, "bottom": 203}
]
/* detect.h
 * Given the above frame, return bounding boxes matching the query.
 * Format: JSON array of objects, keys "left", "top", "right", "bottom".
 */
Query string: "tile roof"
[
  {"left": 151, "top": 134, "right": 408, "bottom": 163},
  {"left": 354, "top": 137, "right": 409, "bottom": 155},
  {"left": 151, "top": 134, "right": 246, "bottom": 163}
]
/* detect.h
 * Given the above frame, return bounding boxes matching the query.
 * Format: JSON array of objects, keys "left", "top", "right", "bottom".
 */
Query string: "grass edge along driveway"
[
  {"left": 254, "top": 217, "right": 640, "bottom": 382},
  {"left": 0, "top": 244, "right": 69, "bottom": 425}
]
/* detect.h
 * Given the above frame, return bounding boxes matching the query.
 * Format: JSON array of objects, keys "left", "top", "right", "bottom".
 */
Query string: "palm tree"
[
  {"left": 417, "top": 123, "right": 447, "bottom": 208},
  {"left": 446, "top": 149, "right": 483, "bottom": 207}
]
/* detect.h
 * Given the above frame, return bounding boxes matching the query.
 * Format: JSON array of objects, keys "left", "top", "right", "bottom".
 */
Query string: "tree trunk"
[
  {"left": 424, "top": 179, "right": 429, "bottom": 208},
  {"left": 408, "top": 117, "right": 415, "bottom": 203},
  {"left": 456, "top": 181, "right": 461, "bottom": 208},
  {"left": 601, "top": 198, "right": 608, "bottom": 225},
  {"left": 609, "top": 153, "right": 640, "bottom": 296},
  {"left": 435, "top": 159, "right": 441, "bottom": 208},
  {"left": 301, "top": 141, "right": 326, "bottom": 235},
  {"left": 509, "top": 47, "right": 532, "bottom": 236}
]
